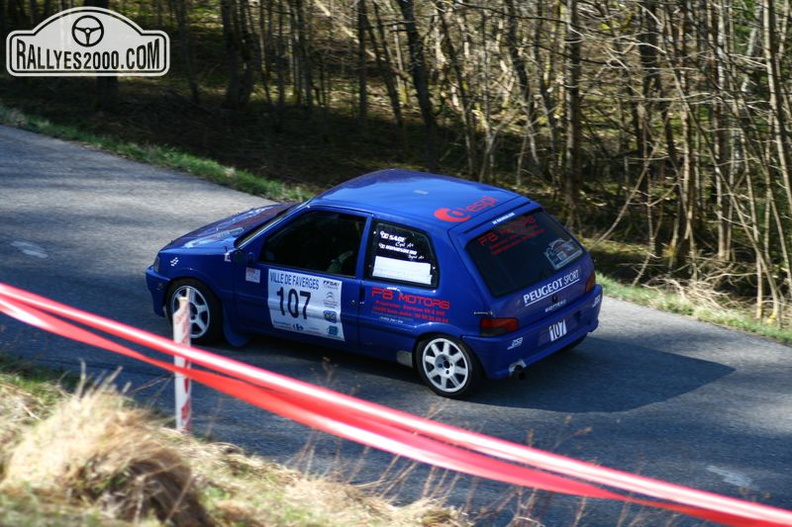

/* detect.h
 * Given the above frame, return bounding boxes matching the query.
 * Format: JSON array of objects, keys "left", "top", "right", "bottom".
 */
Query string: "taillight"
[
  {"left": 480, "top": 317, "right": 519, "bottom": 337},
  {"left": 585, "top": 271, "right": 597, "bottom": 293}
]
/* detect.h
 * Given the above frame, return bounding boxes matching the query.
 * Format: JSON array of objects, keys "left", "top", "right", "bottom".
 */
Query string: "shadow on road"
[
  {"left": 471, "top": 336, "right": 735, "bottom": 411},
  {"left": 214, "top": 334, "right": 735, "bottom": 414}
]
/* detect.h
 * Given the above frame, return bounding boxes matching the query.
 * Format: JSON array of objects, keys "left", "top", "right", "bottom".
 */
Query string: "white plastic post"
[{"left": 172, "top": 292, "right": 192, "bottom": 433}]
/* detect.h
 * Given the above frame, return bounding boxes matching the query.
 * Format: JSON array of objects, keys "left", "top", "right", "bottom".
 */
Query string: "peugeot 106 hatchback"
[{"left": 146, "top": 169, "right": 602, "bottom": 397}]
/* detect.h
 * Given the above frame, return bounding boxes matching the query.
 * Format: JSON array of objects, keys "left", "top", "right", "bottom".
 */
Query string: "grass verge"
[
  {"left": 0, "top": 360, "right": 466, "bottom": 527},
  {"left": 0, "top": 103, "right": 310, "bottom": 202},
  {"left": 597, "top": 274, "right": 792, "bottom": 345}
]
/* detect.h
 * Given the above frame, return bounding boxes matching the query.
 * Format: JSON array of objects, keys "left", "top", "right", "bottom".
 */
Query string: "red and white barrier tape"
[{"left": 1, "top": 282, "right": 791, "bottom": 526}]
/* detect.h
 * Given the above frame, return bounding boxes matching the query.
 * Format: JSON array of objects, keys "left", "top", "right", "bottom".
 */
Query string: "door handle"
[{"left": 358, "top": 285, "right": 367, "bottom": 305}]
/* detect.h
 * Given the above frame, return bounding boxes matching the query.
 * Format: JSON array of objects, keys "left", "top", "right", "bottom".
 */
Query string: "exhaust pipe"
[{"left": 509, "top": 359, "right": 528, "bottom": 380}]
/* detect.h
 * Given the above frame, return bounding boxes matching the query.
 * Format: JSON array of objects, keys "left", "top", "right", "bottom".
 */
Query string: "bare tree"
[
  {"left": 563, "top": 0, "right": 583, "bottom": 228},
  {"left": 84, "top": 0, "right": 117, "bottom": 110},
  {"left": 368, "top": 1, "right": 404, "bottom": 131},
  {"left": 503, "top": 0, "right": 540, "bottom": 185},
  {"left": 171, "top": 0, "right": 200, "bottom": 105},
  {"left": 220, "top": 0, "right": 258, "bottom": 111},
  {"left": 357, "top": 0, "right": 369, "bottom": 131},
  {"left": 395, "top": 0, "right": 438, "bottom": 170}
]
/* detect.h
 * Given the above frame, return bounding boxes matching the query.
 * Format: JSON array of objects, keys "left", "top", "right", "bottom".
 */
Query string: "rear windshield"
[{"left": 465, "top": 211, "right": 584, "bottom": 297}]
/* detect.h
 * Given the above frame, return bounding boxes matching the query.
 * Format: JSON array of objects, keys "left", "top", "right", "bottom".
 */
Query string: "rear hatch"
[{"left": 457, "top": 204, "right": 593, "bottom": 327}]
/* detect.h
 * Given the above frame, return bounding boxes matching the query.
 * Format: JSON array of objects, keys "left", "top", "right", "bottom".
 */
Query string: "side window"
[
  {"left": 368, "top": 222, "right": 438, "bottom": 287},
  {"left": 261, "top": 211, "right": 365, "bottom": 276}
]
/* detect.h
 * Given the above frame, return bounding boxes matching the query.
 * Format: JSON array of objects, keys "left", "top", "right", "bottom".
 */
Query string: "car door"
[{"left": 233, "top": 209, "right": 368, "bottom": 349}]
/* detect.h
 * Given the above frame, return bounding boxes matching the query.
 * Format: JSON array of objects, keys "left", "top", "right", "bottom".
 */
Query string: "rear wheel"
[
  {"left": 416, "top": 336, "right": 482, "bottom": 398},
  {"left": 166, "top": 279, "right": 223, "bottom": 344}
]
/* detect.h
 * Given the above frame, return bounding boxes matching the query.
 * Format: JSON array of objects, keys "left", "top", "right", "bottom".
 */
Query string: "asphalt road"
[{"left": 1, "top": 124, "right": 791, "bottom": 526}]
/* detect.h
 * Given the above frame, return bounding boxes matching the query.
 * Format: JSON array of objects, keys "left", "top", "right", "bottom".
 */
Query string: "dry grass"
[
  {"left": 0, "top": 376, "right": 467, "bottom": 527},
  {"left": 0, "top": 379, "right": 211, "bottom": 525},
  {"left": 0, "top": 367, "right": 689, "bottom": 526}
]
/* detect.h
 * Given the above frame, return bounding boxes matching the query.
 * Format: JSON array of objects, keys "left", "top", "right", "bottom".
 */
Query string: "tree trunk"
[
  {"left": 173, "top": 0, "right": 200, "bottom": 105},
  {"left": 763, "top": 0, "right": 792, "bottom": 304},
  {"left": 563, "top": 0, "right": 582, "bottom": 228},
  {"left": 291, "top": 0, "right": 314, "bottom": 116},
  {"left": 436, "top": 2, "right": 477, "bottom": 177},
  {"left": 504, "top": 0, "right": 540, "bottom": 184},
  {"left": 535, "top": 0, "right": 562, "bottom": 188},
  {"left": 369, "top": 2, "right": 403, "bottom": 131},
  {"left": 396, "top": 0, "right": 438, "bottom": 171},
  {"left": 84, "top": 0, "right": 118, "bottom": 110},
  {"left": 357, "top": 0, "right": 368, "bottom": 132},
  {"left": 220, "top": 0, "right": 257, "bottom": 111}
]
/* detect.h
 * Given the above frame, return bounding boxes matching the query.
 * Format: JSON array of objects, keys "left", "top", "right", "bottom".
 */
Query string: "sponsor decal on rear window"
[
  {"left": 545, "top": 238, "right": 583, "bottom": 270},
  {"left": 476, "top": 214, "right": 546, "bottom": 256},
  {"left": 370, "top": 223, "right": 437, "bottom": 287}
]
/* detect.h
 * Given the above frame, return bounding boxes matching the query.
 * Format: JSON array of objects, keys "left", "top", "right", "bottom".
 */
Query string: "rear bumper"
[{"left": 464, "top": 285, "right": 603, "bottom": 380}]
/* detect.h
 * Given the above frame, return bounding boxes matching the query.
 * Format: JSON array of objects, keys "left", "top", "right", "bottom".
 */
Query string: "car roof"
[{"left": 311, "top": 168, "right": 526, "bottom": 231}]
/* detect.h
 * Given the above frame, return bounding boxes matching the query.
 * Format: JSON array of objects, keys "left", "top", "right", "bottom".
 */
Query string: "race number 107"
[{"left": 276, "top": 287, "right": 311, "bottom": 318}]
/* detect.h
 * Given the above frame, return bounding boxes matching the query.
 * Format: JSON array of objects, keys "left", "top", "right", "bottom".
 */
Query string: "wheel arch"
[{"left": 163, "top": 268, "right": 224, "bottom": 309}]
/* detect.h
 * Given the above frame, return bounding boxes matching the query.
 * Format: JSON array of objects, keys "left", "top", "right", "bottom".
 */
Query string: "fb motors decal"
[
  {"left": 370, "top": 287, "right": 451, "bottom": 324},
  {"left": 433, "top": 195, "right": 498, "bottom": 222}
]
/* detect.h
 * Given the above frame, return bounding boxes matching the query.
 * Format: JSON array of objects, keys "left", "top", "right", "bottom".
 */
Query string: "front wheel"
[
  {"left": 416, "top": 336, "right": 482, "bottom": 398},
  {"left": 166, "top": 279, "right": 223, "bottom": 344}
]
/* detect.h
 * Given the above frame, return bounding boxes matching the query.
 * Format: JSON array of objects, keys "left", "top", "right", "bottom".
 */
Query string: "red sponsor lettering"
[
  {"left": 433, "top": 195, "right": 498, "bottom": 222},
  {"left": 371, "top": 286, "right": 395, "bottom": 300},
  {"left": 371, "top": 287, "right": 450, "bottom": 310},
  {"left": 398, "top": 293, "right": 451, "bottom": 310}
]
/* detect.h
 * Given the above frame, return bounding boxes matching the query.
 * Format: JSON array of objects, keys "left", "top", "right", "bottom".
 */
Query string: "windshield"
[
  {"left": 466, "top": 210, "right": 584, "bottom": 297},
  {"left": 235, "top": 203, "right": 296, "bottom": 247}
]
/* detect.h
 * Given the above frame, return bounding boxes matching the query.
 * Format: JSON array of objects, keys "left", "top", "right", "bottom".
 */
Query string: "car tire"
[
  {"left": 416, "top": 336, "right": 482, "bottom": 398},
  {"left": 166, "top": 279, "right": 223, "bottom": 345}
]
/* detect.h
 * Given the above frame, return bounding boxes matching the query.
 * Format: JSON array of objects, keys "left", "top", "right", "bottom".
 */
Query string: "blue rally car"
[{"left": 146, "top": 169, "right": 602, "bottom": 397}]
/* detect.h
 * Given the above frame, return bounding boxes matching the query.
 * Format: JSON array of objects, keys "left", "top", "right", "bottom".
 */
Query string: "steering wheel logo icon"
[{"left": 71, "top": 15, "right": 104, "bottom": 47}]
